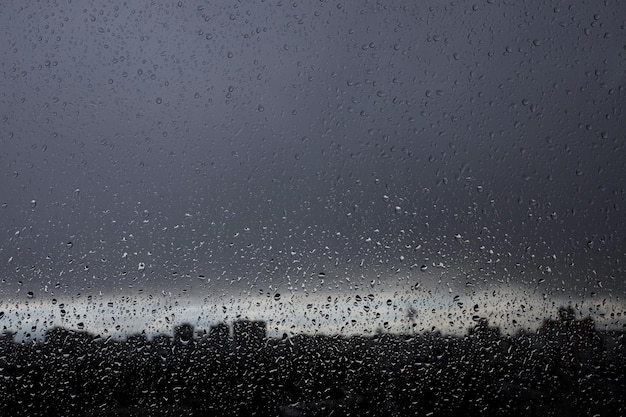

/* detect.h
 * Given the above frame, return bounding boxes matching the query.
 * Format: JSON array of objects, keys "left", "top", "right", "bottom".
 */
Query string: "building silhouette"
[
  {"left": 174, "top": 323, "right": 194, "bottom": 344},
  {"left": 233, "top": 319, "right": 266, "bottom": 350},
  {"left": 208, "top": 322, "right": 230, "bottom": 349}
]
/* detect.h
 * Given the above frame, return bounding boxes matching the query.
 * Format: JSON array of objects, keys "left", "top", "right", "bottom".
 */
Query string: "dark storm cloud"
[{"left": 1, "top": 0, "right": 625, "bottom": 301}]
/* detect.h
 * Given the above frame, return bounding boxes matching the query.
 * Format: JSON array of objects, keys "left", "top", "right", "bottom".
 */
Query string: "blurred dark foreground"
[{"left": 1, "top": 307, "right": 625, "bottom": 417}]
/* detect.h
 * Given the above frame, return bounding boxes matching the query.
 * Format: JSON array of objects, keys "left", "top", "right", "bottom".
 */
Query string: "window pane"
[{"left": 1, "top": 1, "right": 625, "bottom": 415}]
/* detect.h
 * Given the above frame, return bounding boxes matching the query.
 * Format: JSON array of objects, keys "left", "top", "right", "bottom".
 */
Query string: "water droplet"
[{"left": 156, "top": 97, "right": 162, "bottom": 104}]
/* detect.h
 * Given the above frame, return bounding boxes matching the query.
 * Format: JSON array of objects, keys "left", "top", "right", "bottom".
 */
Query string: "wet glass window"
[{"left": 1, "top": 1, "right": 625, "bottom": 415}]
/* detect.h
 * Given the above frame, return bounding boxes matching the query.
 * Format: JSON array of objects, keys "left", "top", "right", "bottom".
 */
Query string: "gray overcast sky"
[{"left": 1, "top": 0, "right": 625, "bottom": 306}]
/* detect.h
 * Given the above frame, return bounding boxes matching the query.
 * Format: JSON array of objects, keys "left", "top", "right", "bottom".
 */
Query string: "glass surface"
[{"left": 1, "top": 1, "right": 625, "bottom": 415}]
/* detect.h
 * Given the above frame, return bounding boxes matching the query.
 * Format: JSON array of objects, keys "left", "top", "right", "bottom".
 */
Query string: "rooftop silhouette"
[{"left": 0, "top": 309, "right": 624, "bottom": 416}]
